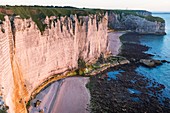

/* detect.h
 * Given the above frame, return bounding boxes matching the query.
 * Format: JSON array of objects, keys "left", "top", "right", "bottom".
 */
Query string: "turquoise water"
[
  {"left": 136, "top": 13, "right": 170, "bottom": 98},
  {"left": 128, "top": 88, "right": 142, "bottom": 94},
  {"left": 107, "top": 70, "right": 124, "bottom": 80}
]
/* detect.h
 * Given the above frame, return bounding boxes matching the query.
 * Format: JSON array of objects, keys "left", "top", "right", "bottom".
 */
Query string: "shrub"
[
  {"left": 0, "top": 13, "right": 5, "bottom": 21},
  {"left": 78, "top": 57, "right": 86, "bottom": 69},
  {"left": 0, "top": 110, "right": 6, "bottom": 113}
]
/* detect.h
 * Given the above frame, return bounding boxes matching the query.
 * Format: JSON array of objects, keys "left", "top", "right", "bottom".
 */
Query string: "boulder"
[
  {"left": 140, "top": 59, "right": 162, "bottom": 67},
  {"left": 161, "top": 60, "right": 170, "bottom": 63},
  {"left": 39, "top": 109, "right": 44, "bottom": 113},
  {"left": 34, "top": 100, "right": 41, "bottom": 107},
  {"left": 119, "top": 60, "right": 130, "bottom": 65}
]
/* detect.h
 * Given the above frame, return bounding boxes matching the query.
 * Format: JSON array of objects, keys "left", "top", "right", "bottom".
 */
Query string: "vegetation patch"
[
  {"left": 0, "top": 6, "right": 165, "bottom": 33},
  {"left": 26, "top": 100, "right": 31, "bottom": 109},
  {"left": 0, "top": 110, "right": 6, "bottom": 113},
  {"left": 143, "top": 15, "right": 165, "bottom": 23},
  {"left": 0, "top": 13, "right": 5, "bottom": 21},
  {"left": 0, "top": 6, "right": 105, "bottom": 32},
  {"left": 108, "top": 9, "right": 165, "bottom": 23}
]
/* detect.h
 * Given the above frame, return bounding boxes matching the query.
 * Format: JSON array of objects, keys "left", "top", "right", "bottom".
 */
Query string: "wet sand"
[{"left": 29, "top": 77, "right": 90, "bottom": 113}]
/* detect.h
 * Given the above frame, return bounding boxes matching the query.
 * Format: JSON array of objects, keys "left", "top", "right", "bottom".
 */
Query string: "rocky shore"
[
  {"left": 87, "top": 33, "right": 170, "bottom": 113},
  {"left": 27, "top": 32, "right": 170, "bottom": 113}
]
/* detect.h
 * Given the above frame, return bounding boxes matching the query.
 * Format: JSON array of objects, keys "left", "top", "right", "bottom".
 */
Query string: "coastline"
[
  {"left": 87, "top": 33, "right": 170, "bottom": 113},
  {"left": 28, "top": 31, "right": 125, "bottom": 113},
  {"left": 28, "top": 31, "right": 170, "bottom": 113}
]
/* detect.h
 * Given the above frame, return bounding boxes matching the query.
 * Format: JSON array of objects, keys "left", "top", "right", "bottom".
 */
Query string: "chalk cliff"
[
  {"left": 0, "top": 7, "right": 166, "bottom": 113},
  {"left": 108, "top": 11, "right": 166, "bottom": 35},
  {"left": 0, "top": 14, "right": 108, "bottom": 113}
]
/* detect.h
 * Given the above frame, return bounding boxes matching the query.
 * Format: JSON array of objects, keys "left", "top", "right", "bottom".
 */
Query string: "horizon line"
[{"left": 0, "top": 4, "right": 170, "bottom": 12}]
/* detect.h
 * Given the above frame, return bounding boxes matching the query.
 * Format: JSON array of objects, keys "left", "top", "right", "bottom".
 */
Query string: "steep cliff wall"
[
  {"left": 0, "top": 14, "right": 108, "bottom": 113},
  {"left": 0, "top": 16, "right": 16, "bottom": 112},
  {"left": 108, "top": 12, "right": 166, "bottom": 35},
  {"left": 0, "top": 7, "right": 166, "bottom": 113}
]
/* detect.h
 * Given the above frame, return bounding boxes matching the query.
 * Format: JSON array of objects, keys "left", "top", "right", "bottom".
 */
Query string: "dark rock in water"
[
  {"left": 140, "top": 59, "right": 162, "bottom": 67},
  {"left": 34, "top": 100, "right": 41, "bottom": 107},
  {"left": 153, "top": 60, "right": 162, "bottom": 65},
  {"left": 161, "top": 60, "right": 170, "bottom": 63}
]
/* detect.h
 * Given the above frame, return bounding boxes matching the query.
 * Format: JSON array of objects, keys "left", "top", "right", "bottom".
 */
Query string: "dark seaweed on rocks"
[{"left": 87, "top": 33, "right": 170, "bottom": 113}]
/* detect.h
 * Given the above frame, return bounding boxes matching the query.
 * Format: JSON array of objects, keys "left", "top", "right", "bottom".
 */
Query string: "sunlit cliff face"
[
  {"left": 0, "top": 9, "right": 166, "bottom": 112},
  {"left": 0, "top": 14, "right": 108, "bottom": 112}
]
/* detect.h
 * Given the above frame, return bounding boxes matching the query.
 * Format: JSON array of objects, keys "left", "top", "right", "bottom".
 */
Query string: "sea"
[{"left": 136, "top": 13, "right": 170, "bottom": 98}]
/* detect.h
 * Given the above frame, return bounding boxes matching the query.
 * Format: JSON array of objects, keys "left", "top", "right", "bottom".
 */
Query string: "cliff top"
[
  {"left": 0, "top": 5, "right": 165, "bottom": 31},
  {"left": 0, "top": 6, "right": 104, "bottom": 20},
  {"left": 0, "top": 6, "right": 106, "bottom": 31}
]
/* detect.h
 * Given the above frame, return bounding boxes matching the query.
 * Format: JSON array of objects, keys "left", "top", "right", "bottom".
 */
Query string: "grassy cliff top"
[
  {"left": 0, "top": 6, "right": 104, "bottom": 20},
  {"left": 0, "top": 6, "right": 105, "bottom": 31},
  {"left": 0, "top": 6, "right": 165, "bottom": 31},
  {"left": 107, "top": 9, "right": 165, "bottom": 23}
]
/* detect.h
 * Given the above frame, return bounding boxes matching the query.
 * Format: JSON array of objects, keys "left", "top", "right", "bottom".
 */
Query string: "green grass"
[
  {"left": 0, "top": 6, "right": 165, "bottom": 32},
  {"left": 0, "top": 6, "right": 105, "bottom": 32},
  {"left": 108, "top": 9, "right": 165, "bottom": 23},
  {"left": 78, "top": 57, "right": 86, "bottom": 69},
  {"left": 0, "top": 110, "right": 6, "bottom": 113},
  {"left": 144, "top": 15, "right": 165, "bottom": 23},
  {"left": 26, "top": 100, "right": 31, "bottom": 109},
  {"left": 0, "top": 13, "right": 5, "bottom": 21}
]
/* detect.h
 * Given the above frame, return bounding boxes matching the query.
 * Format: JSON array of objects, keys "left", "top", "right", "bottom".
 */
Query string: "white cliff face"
[
  {"left": 122, "top": 15, "right": 165, "bottom": 34},
  {"left": 0, "top": 14, "right": 108, "bottom": 112},
  {"left": 0, "top": 16, "right": 16, "bottom": 113},
  {"left": 108, "top": 12, "right": 166, "bottom": 35}
]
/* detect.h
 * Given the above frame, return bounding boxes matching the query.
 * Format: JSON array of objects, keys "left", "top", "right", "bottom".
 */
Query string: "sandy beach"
[
  {"left": 108, "top": 32, "right": 125, "bottom": 56},
  {"left": 51, "top": 77, "right": 90, "bottom": 113},
  {"left": 29, "top": 77, "right": 90, "bottom": 113}
]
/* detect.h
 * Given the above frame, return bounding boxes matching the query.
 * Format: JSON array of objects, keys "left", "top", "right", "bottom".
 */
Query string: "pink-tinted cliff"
[{"left": 0, "top": 14, "right": 108, "bottom": 113}]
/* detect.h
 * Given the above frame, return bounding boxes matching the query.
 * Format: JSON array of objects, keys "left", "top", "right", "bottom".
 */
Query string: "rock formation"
[
  {"left": 0, "top": 14, "right": 108, "bottom": 113},
  {"left": 0, "top": 7, "right": 166, "bottom": 113},
  {"left": 108, "top": 11, "right": 166, "bottom": 35},
  {"left": 140, "top": 59, "right": 162, "bottom": 67}
]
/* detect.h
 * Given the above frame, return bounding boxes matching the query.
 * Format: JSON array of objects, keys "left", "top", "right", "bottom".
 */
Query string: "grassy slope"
[
  {"left": 0, "top": 6, "right": 165, "bottom": 32},
  {"left": 107, "top": 9, "right": 165, "bottom": 23}
]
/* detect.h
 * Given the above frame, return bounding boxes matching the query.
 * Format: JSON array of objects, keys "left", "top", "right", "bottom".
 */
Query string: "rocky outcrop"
[
  {"left": 108, "top": 12, "right": 166, "bottom": 35},
  {"left": 0, "top": 14, "right": 108, "bottom": 113},
  {"left": 140, "top": 59, "right": 162, "bottom": 67}
]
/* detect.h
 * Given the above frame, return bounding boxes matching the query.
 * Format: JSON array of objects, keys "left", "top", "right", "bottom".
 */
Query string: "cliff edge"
[
  {"left": 0, "top": 12, "right": 108, "bottom": 112},
  {"left": 0, "top": 6, "right": 166, "bottom": 113},
  {"left": 108, "top": 10, "right": 166, "bottom": 35}
]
